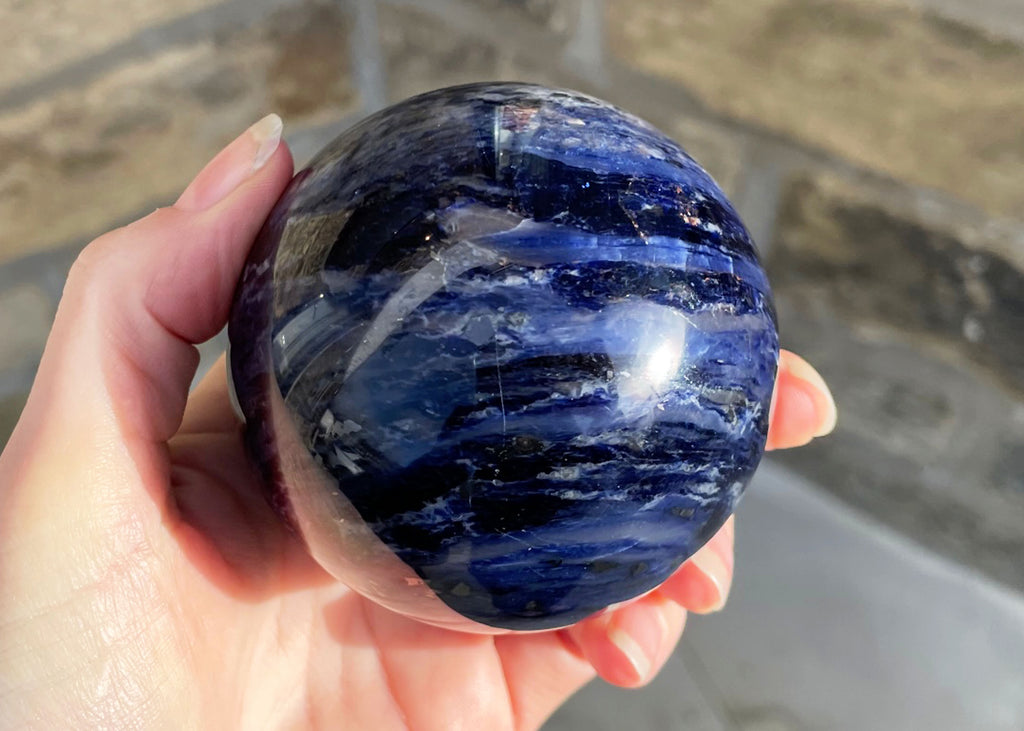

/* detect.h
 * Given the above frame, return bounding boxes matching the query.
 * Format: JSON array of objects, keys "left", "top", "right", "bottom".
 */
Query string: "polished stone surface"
[{"left": 229, "top": 83, "right": 778, "bottom": 631}]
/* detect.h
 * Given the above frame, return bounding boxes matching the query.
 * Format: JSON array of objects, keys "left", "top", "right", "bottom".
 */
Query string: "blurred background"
[{"left": 1, "top": 0, "right": 1022, "bottom": 727}]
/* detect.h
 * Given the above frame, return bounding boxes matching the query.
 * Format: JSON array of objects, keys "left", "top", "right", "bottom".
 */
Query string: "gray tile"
[
  {"left": 684, "top": 461, "right": 1024, "bottom": 731},
  {"left": 0, "top": 283, "right": 53, "bottom": 373},
  {"left": 545, "top": 462, "right": 1024, "bottom": 730}
]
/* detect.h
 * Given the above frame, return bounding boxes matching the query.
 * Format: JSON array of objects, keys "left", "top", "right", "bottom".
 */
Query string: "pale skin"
[{"left": 0, "top": 115, "right": 837, "bottom": 730}]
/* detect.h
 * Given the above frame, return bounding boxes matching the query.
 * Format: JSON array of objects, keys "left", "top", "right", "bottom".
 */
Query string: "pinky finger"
[
  {"left": 658, "top": 516, "right": 735, "bottom": 614},
  {"left": 565, "top": 593, "right": 687, "bottom": 688}
]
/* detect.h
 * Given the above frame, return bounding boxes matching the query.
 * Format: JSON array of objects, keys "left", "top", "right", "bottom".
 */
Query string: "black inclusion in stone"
[
  {"left": 443, "top": 352, "right": 616, "bottom": 432},
  {"left": 504, "top": 155, "right": 753, "bottom": 257},
  {"left": 549, "top": 262, "right": 766, "bottom": 315}
]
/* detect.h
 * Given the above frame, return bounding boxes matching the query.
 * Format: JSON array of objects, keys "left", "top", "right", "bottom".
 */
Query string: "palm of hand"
[{"left": 164, "top": 375, "right": 594, "bottom": 730}]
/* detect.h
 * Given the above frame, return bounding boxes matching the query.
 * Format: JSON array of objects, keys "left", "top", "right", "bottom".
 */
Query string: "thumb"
[
  {"left": 1, "top": 113, "right": 293, "bottom": 521},
  {"left": 38, "top": 114, "right": 292, "bottom": 448},
  {"left": 0, "top": 116, "right": 292, "bottom": 715}
]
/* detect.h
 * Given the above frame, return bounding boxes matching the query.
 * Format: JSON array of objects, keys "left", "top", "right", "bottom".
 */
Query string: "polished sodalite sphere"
[{"left": 228, "top": 83, "right": 778, "bottom": 632}]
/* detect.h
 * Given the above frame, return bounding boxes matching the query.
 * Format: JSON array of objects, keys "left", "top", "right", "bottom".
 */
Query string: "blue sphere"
[{"left": 229, "top": 83, "right": 778, "bottom": 632}]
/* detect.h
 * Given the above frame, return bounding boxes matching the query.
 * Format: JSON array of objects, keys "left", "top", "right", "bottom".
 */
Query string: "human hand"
[{"left": 0, "top": 115, "right": 836, "bottom": 730}]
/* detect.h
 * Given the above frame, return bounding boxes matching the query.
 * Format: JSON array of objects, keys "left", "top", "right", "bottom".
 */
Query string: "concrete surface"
[{"left": 546, "top": 461, "right": 1024, "bottom": 731}]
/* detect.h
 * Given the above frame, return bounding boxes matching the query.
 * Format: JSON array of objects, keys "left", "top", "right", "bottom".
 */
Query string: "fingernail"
[
  {"left": 250, "top": 113, "right": 283, "bottom": 172},
  {"left": 608, "top": 628, "right": 651, "bottom": 683},
  {"left": 689, "top": 549, "right": 730, "bottom": 612},
  {"left": 786, "top": 357, "right": 838, "bottom": 437}
]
